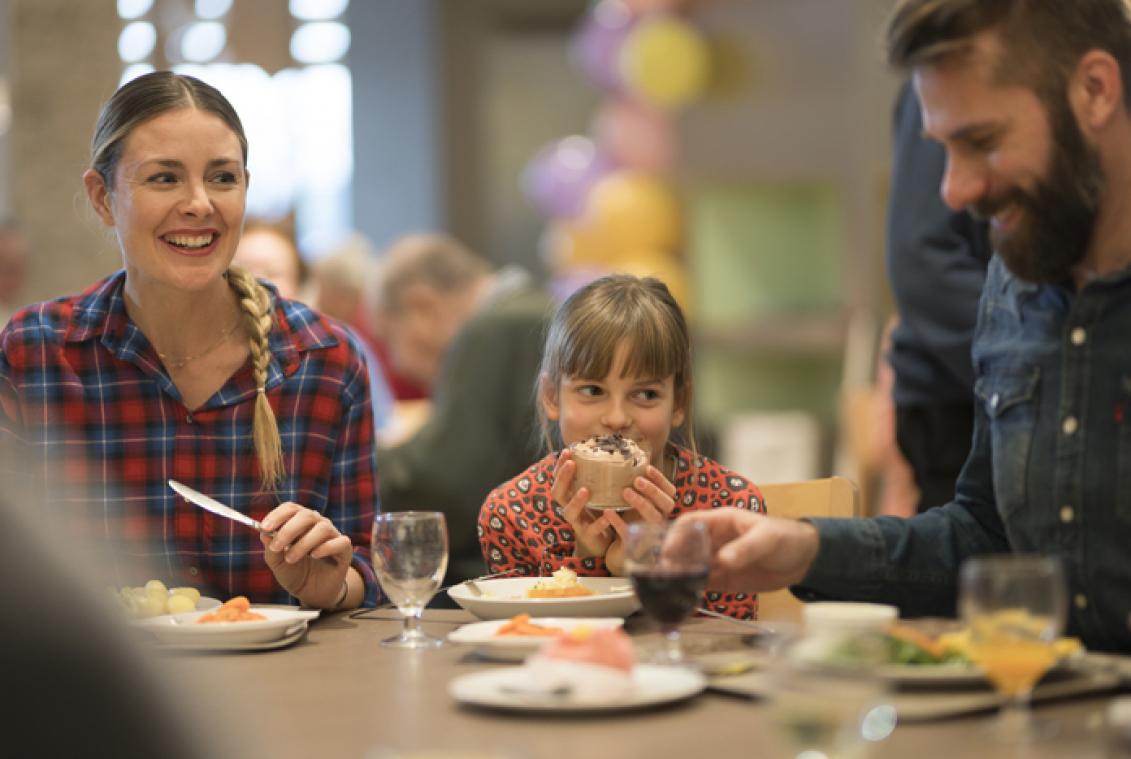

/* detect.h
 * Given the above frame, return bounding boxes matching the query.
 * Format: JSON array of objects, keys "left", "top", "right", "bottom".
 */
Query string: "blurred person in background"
[
  {"left": 312, "top": 232, "right": 430, "bottom": 403},
  {"left": 0, "top": 217, "right": 29, "bottom": 326},
  {"left": 232, "top": 215, "right": 308, "bottom": 301},
  {"left": 371, "top": 233, "right": 553, "bottom": 583},
  {"left": 886, "top": 80, "right": 992, "bottom": 514},
  {"left": 306, "top": 233, "right": 397, "bottom": 434},
  {"left": 0, "top": 71, "right": 379, "bottom": 610}
]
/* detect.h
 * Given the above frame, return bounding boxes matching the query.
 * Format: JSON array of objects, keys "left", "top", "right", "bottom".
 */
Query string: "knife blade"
[{"left": 168, "top": 480, "right": 277, "bottom": 538}]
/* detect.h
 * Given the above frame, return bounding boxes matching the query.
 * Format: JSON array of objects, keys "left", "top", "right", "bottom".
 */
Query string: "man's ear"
[
  {"left": 82, "top": 169, "right": 115, "bottom": 227},
  {"left": 1070, "top": 49, "right": 1123, "bottom": 132},
  {"left": 539, "top": 374, "right": 561, "bottom": 422}
]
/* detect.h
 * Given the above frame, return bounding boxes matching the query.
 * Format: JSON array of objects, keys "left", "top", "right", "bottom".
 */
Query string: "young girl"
[{"left": 477, "top": 274, "right": 765, "bottom": 619}]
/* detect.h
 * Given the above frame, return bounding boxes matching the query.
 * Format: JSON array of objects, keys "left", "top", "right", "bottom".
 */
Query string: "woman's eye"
[
  {"left": 211, "top": 171, "right": 239, "bottom": 185},
  {"left": 147, "top": 172, "right": 178, "bottom": 185}
]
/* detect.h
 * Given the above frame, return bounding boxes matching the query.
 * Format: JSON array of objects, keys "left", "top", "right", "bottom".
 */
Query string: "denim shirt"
[{"left": 799, "top": 256, "right": 1131, "bottom": 653}]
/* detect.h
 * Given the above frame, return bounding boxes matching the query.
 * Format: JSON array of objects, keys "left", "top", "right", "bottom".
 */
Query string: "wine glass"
[
  {"left": 624, "top": 520, "right": 710, "bottom": 665},
  {"left": 370, "top": 511, "right": 449, "bottom": 648},
  {"left": 765, "top": 605, "right": 896, "bottom": 758},
  {"left": 959, "top": 554, "right": 1067, "bottom": 739}
]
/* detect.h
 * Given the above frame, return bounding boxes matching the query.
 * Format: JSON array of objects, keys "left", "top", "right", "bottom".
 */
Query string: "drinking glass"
[
  {"left": 959, "top": 554, "right": 1067, "bottom": 738},
  {"left": 624, "top": 520, "right": 710, "bottom": 665},
  {"left": 370, "top": 511, "right": 449, "bottom": 648},
  {"left": 765, "top": 629, "right": 894, "bottom": 759}
]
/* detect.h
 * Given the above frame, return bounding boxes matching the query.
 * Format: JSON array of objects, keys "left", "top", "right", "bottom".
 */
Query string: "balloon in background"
[
  {"left": 592, "top": 99, "right": 675, "bottom": 175},
  {"left": 539, "top": 220, "right": 611, "bottom": 273},
  {"left": 521, "top": 135, "right": 614, "bottom": 220},
  {"left": 619, "top": 14, "right": 711, "bottom": 109},
  {"left": 581, "top": 171, "right": 682, "bottom": 251},
  {"left": 546, "top": 266, "right": 608, "bottom": 303},
  {"left": 570, "top": 0, "right": 636, "bottom": 91}
]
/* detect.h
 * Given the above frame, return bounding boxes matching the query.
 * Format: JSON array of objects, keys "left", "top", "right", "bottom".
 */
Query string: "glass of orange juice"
[{"left": 959, "top": 554, "right": 1067, "bottom": 739}]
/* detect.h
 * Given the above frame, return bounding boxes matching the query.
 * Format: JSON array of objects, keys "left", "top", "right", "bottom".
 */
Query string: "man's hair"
[
  {"left": 371, "top": 233, "right": 490, "bottom": 313},
  {"left": 886, "top": 0, "right": 1131, "bottom": 107}
]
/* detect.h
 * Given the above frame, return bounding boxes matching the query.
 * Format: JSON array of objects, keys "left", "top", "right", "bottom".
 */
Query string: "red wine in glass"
[
  {"left": 630, "top": 568, "right": 708, "bottom": 625},
  {"left": 625, "top": 520, "right": 711, "bottom": 665}
]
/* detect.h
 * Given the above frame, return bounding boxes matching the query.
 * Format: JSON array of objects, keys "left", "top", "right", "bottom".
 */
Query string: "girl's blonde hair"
[{"left": 537, "top": 274, "right": 696, "bottom": 456}]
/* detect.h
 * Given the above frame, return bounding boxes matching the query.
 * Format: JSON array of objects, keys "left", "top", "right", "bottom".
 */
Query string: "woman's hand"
[
  {"left": 553, "top": 450, "right": 616, "bottom": 559},
  {"left": 259, "top": 502, "right": 353, "bottom": 608}
]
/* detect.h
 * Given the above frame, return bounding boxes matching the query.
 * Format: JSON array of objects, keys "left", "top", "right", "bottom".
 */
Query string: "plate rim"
[
  {"left": 448, "top": 616, "right": 626, "bottom": 645},
  {"left": 447, "top": 576, "right": 635, "bottom": 603},
  {"left": 149, "top": 621, "right": 311, "bottom": 652},
  {"left": 132, "top": 605, "right": 319, "bottom": 643},
  {"left": 449, "top": 663, "right": 706, "bottom": 712}
]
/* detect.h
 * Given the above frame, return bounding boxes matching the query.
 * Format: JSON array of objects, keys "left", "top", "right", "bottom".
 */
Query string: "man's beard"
[{"left": 971, "top": 98, "right": 1104, "bottom": 285}]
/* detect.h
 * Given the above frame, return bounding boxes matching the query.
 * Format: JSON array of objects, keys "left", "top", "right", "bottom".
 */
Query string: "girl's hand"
[
  {"left": 553, "top": 450, "right": 615, "bottom": 559},
  {"left": 259, "top": 502, "right": 353, "bottom": 608},
  {"left": 604, "top": 467, "right": 676, "bottom": 575},
  {"left": 603, "top": 510, "right": 631, "bottom": 576},
  {"left": 623, "top": 465, "right": 677, "bottom": 523}
]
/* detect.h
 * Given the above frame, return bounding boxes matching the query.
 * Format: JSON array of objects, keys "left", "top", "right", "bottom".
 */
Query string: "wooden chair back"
[{"left": 755, "top": 476, "right": 860, "bottom": 622}]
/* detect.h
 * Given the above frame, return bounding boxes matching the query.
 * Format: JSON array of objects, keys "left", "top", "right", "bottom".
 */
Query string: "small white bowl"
[{"left": 802, "top": 602, "right": 898, "bottom": 631}]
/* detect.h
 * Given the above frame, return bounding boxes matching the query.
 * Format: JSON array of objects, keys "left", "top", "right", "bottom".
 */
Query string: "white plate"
[
  {"left": 148, "top": 621, "right": 311, "bottom": 653},
  {"left": 448, "top": 617, "right": 625, "bottom": 662},
  {"left": 133, "top": 606, "right": 320, "bottom": 645},
  {"left": 450, "top": 664, "right": 705, "bottom": 712},
  {"left": 877, "top": 656, "right": 1084, "bottom": 688},
  {"left": 447, "top": 577, "right": 640, "bottom": 620},
  {"left": 877, "top": 662, "right": 987, "bottom": 687},
  {"left": 197, "top": 596, "right": 222, "bottom": 611}
]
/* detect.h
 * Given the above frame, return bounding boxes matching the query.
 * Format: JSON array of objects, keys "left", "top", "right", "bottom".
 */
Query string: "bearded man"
[{"left": 678, "top": 0, "right": 1131, "bottom": 652}]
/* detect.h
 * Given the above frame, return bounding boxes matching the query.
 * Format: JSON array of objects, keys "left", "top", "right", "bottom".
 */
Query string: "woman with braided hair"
[{"left": 0, "top": 71, "right": 378, "bottom": 609}]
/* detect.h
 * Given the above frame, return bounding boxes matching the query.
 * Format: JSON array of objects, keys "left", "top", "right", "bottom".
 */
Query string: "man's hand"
[{"left": 675, "top": 509, "right": 820, "bottom": 593}]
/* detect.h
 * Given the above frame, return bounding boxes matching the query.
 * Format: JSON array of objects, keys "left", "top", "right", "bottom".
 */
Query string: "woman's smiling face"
[{"left": 85, "top": 107, "right": 248, "bottom": 296}]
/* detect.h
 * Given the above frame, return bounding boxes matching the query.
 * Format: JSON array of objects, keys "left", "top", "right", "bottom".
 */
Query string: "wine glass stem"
[
  {"left": 661, "top": 626, "right": 683, "bottom": 664},
  {"left": 403, "top": 610, "right": 424, "bottom": 639},
  {"left": 997, "top": 689, "right": 1035, "bottom": 740}
]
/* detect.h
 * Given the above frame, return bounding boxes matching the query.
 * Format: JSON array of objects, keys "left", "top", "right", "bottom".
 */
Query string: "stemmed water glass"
[
  {"left": 370, "top": 511, "right": 449, "bottom": 648},
  {"left": 624, "top": 520, "right": 710, "bottom": 665},
  {"left": 959, "top": 554, "right": 1067, "bottom": 739}
]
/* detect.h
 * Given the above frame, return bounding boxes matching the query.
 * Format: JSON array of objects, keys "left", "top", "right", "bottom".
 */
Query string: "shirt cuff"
[
  {"left": 791, "top": 517, "right": 889, "bottom": 602},
  {"left": 351, "top": 549, "right": 381, "bottom": 607}
]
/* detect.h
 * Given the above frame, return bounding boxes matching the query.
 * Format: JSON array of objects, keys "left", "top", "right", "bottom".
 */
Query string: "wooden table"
[{"left": 155, "top": 609, "right": 1124, "bottom": 759}]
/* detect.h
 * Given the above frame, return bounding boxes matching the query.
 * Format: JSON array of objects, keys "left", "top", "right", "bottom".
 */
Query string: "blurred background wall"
[{"left": 0, "top": 0, "right": 902, "bottom": 497}]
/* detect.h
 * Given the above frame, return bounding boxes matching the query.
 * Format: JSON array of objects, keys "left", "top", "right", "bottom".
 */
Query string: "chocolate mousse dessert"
[{"left": 567, "top": 434, "right": 649, "bottom": 510}]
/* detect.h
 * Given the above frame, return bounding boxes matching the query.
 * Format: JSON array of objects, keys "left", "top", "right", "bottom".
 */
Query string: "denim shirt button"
[
  {"left": 990, "top": 393, "right": 1001, "bottom": 410},
  {"left": 1059, "top": 505, "right": 1075, "bottom": 523},
  {"left": 1070, "top": 327, "right": 1087, "bottom": 346},
  {"left": 1063, "top": 416, "right": 1079, "bottom": 435},
  {"left": 1074, "top": 593, "right": 1088, "bottom": 610}
]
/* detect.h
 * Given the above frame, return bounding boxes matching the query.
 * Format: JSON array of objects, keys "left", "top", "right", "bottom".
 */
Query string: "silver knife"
[{"left": 168, "top": 480, "right": 277, "bottom": 538}]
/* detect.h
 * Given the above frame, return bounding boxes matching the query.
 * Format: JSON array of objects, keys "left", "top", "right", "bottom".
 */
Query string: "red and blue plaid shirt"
[{"left": 0, "top": 270, "right": 380, "bottom": 605}]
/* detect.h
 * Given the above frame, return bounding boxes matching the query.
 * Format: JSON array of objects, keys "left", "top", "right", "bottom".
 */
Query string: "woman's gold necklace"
[{"left": 158, "top": 319, "right": 242, "bottom": 371}]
